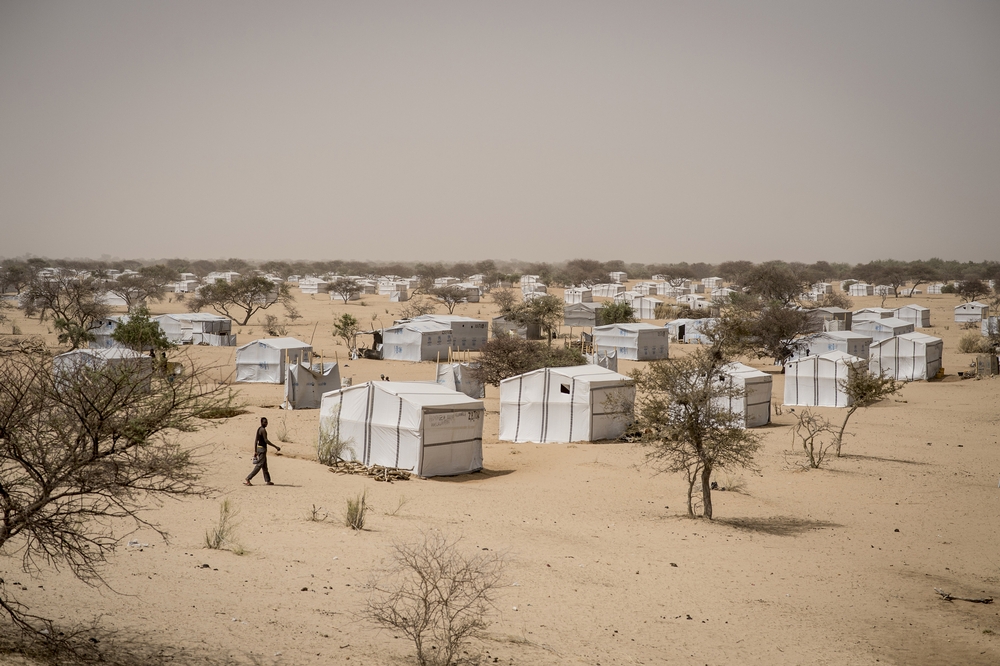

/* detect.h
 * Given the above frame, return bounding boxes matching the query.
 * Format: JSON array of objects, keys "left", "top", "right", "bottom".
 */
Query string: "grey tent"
[
  {"left": 435, "top": 362, "right": 486, "bottom": 399},
  {"left": 564, "top": 302, "right": 603, "bottom": 328}
]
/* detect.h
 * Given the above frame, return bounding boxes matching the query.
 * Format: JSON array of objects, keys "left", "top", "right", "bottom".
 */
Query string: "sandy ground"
[{"left": 2, "top": 286, "right": 999, "bottom": 665}]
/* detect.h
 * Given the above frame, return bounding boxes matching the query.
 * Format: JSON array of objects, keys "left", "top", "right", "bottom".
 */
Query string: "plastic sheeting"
[
  {"left": 587, "top": 349, "right": 618, "bottom": 372},
  {"left": 783, "top": 351, "right": 866, "bottom": 407},
  {"left": 435, "top": 363, "right": 485, "bottom": 399},
  {"left": 797, "top": 331, "right": 871, "bottom": 360},
  {"left": 868, "top": 332, "right": 942, "bottom": 381},
  {"left": 593, "top": 323, "right": 669, "bottom": 361},
  {"left": 284, "top": 363, "right": 341, "bottom": 409},
  {"left": 235, "top": 338, "right": 312, "bottom": 383},
  {"left": 499, "top": 365, "right": 635, "bottom": 443},
  {"left": 318, "top": 382, "right": 484, "bottom": 477},
  {"left": 851, "top": 317, "right": 914, "bottom": 342}
]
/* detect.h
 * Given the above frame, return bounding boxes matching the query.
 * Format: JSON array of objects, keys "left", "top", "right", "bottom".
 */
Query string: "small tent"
[
  {"left": 283, "top": 363, "right": 341, "bottom": 410},
  {"left": 593, "top": 323, "right": 669, "bottom": 361},
  {"left": 383, "top": 321, "right": 453, "bottom": 362},
  {"left": 848, "top": 283, "right": 874, "bottom": 297},
  {"left": 851, "top": 317, "right": 914, "bottom": 342},
  {"left": 53, "top": 347, "right": 152, "bottom": 375},
  {"left": 955, "top": 302, "right": 988, "bottom": 323},
  {"left": 435, "top": 362, "right": 485, "bottom": 399},
  {"left": 235, "top": 337, "right": 312, "bottom": 383},
  {"left": 868, "top": 332, "right": 943, "bottom": 381},
  {"left": 665, "top": 318, "right": 715, "bottom": 344},
  {"left": 405, "top": 315, "right": 489, "bottom": 351},
  {"left": 853, "top": 308, "right": 895, "bottom": 322},
  {"left": 153, "top": 313, "right": 235, "bottom": 346},
  {"left": 715, "top": 362, "right": 772, "bottom": 428},
  {"left": 614, "top": 293, "right": 662, "bottom": 320},
  {"left": 893, "top": 304, "right": 931, "bottom": 328},
  {"left": 564, "top": 287, "right": 593, "bottom": 304},
  {"left": 499, "top": 365, "right": 635, "bottom": 443},
  {"left": 563, "top": 302, "right": 603, "bottom": 328},
  {"left": 783, "top": 351, "right": 866, "bottom": 407},
  {"left": 318, "top": 382, "right": 484, "bottom": 477},
  {"left": 805, "top": 307, "right": 852, "bottom": 333},
  {"left": 982, "top": 316, "right": 999, "bottom": 337},
  {"left": 593, "top": 283, "right": 626, "bottom": 298}
]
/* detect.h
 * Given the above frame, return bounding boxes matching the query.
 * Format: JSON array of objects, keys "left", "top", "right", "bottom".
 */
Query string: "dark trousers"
[{"left": 247, "top": 455, "right": 271, "bottom": 483}]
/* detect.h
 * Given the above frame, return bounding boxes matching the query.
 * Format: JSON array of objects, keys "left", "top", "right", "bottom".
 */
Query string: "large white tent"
[
  {"left": 564, "top": 287, "right": 593, "bottom": 304},
  {"left": 593, "top": 323, "right": 669, "bottom": 361},
  {"left": 405, "top": 315, "right": 489, "bottom": 351},
  {"left": 614, "top": 293, "right": 662, "bottom": 320},
  {"left": 53, "top": 347, "right": 152, "bottom": 375},
  {"left": 783, "top": 351, "right": 866, "bottom": 407},
  {"left": 868, "top": 332, "right": 943, "bottom": 381},
  {"left": 283, "top": 362, "right": 341, "bottom": 410},
  {"left": 383, "top": 321, "right": 453, "bottom": 362},
  {"left": 153, "top": 313, "right": 235, "bottom": 346},
  {"left": 797, "top": 331, "right": 871, "bottom": 359},
  {"left": 715, "top": 362, "right": 772, "bottom": 428},
  {"left": 235, "top": 337, "right": 312, "bottom": 383},
  {"left": 499, "top": 365, "right": 635, "bottom": 443},
  {"left": 851, "top": 317, "right": 914, "bottom": 342},
  {"left": 318, "top": 382, "right": 484, "bottom": 477},
  {"left": 665, "top": 318, "right": 715, "bottom": 344}
]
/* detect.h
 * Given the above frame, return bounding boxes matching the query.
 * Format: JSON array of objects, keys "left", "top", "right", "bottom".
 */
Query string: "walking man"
[{"left": 245, "top": 417, "right": 281, "bottom": 486}]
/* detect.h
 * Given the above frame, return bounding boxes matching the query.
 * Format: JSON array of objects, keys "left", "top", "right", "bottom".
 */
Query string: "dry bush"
[
  {"left": 958, "top": 331, "right": 992, "bottom": 354},
  {"left": 790, "top": 409, "right": 839, "bottom": 469},
  {"left": 306, "top": 504, "right": 328, "bottom": 522},
  {"left": 317, "top": 415, "right": 349, "bottom": 465},
  {"left": 262, "top": 314, "right": 287, "bottom": 337},
  {"left": 204, "top": 499, "right": 243, "bottom": 553},
  {"left": 344, "top": 490, "right": 368, "bottom": 530},
  {"left": 365, "top": 531, "right": 506, "bottom": 666}
]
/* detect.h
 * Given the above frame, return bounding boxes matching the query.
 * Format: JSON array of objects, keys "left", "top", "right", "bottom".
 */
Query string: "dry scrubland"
[{"left": 3, "top": 287, "right": 1000, "bottom": 666}]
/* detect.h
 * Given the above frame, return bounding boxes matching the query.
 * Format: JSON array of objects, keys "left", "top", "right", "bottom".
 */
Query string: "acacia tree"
[
  {"left": 193, "top": 275, "right": 291, "bottom": 326},
  {"left": 333, "top": 313, "right": 362, "bottom": 357},
  {"left": 713, "top": 293, "right": 810, "bottom": 365},
  {"left": 110, "top": 306, "right": 171, "bottom": 352},
  {"left": 0, "top": 348, "right": 229, "bottom": 632},
  {"left": 23, "top": 274, "right": 110, "bottom": 350},
  {"left": 471, "top": 336, "right": 585, "bottom": 386},
  {"left": 507, "top": 294, "right": 563, "bottom": 345},
  {"left": 328, "top": 278, "right": 362, "bottom": 304},
  {"left": 105, "top": 269, "right": 173, "bottom": 312},
  {"left": 956, "top": 279, "right": 990, "bottom": 303},
  {"left": 431, "top": 285, "right": 469, "bottom": 315},
  {"left": 631, "top": 349, "right": 761, "bottom": 519},
  {"left": 597, "top": 301, "right": 637, "bottom": 326}
]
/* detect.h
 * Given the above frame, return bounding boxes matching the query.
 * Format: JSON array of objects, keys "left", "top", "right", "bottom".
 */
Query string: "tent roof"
[
  {"left": 156, "top": 312, "right": 231, "bottom": 322},
  {"left": 57, "top": 348, "right": 145, "bottom": 360},
  {"left": 895, "top": 304, "right": 929, "bottom": 312},
  {"left": 500, "top": 364, "right": 632, "bottom": 387},
  {"left": 854, "top": 317, "right": 912, "bottom": 328},
  {"left": 565, "top": 302, "right": 602, "bottom": 312},
  {"left": 386, "top": 321, "right": 453, "bottom": 334},
  {"left": 594, "top": 323, "right": 663, "bottom": 332},
  {"left": 719, "top": 362, "right": 769, "bottom": 380},
  {"left": 328, "top": 381, "right": 484, "bottom": 409},
  {"left": 956, "top": 301, "right": 988, "bottom": 309},
  {"left": 814, "top": 330, "right": 871, "bottom": 341},
  {"left": 410, "top": 314, "right": 487, "bottom": 324},
  {"left": 237, "top": 337, "right": 311, "bottom": 351},
  {"left": 873, "top": 332, "right": 942, "bottom": 347}
]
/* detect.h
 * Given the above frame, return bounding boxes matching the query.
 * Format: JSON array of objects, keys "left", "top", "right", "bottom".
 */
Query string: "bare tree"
[
  {"left": 399, "top": 298, "right": 437, "bottom": 319},
  {"left": 23, "top": 273, "right": 110, "bottom": 350},
  {"left": 430, "top": 285, "right": 468, "bottom": 314},
  {"left": 105, "top": 271, "right": 170, "bottom": 312},
  {"left": 0, "top": 347, "right": 230, "bottom": 633},
  {"left": 193, "top": 275, "right": 291, "bottom": 326},
  {"left": 631, "top": 349, "right": 761, "bottom": 519},
  {"left": 790, "top": 410, "right": 839, "bottom": 468},
  {"left": 328, "top": 278, "right": 362, "bottom": 304},
  {"left": 365, "top": 531, "right": 505, "bottom": 666}
]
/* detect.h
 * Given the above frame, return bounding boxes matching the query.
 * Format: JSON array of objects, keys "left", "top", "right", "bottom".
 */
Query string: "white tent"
[
  {"left": 563, "top": 302, "right": 602, "bottom": 328},
  {"left": 609, "top": 271, "right": 628, "bottom": 283},
  {"left": 390, "top": 288, "right": 409, "bottom": 302},
  {"left": 927, "top": 283, "right": 945, "bottom": 295},
  {"left": 406, "top": 315, "right": 489, "bottom": 351},
  {"left": 435, "top": 362, "right": 485, "bottom": 399},
  {"left": 564, "top": 287, "right": 593, "bottom": 304},
  {"left": 153, "top": 313, "right": 235, "bottom": 346},
  {"left": 614, "top": 293, "right": 662, "bottom": 319},
  {"left": 982, "top": 316, "right": 999, "bottom": 337},
  {"left": 593, "top": 323, "right": 669, "bottom": 361},
  {"left": 318, "top": 382, "right": 484, "bottom": 477},
  {"left": 587, "top": 349, "right": 618, "bottom": 372},
  {"left": 955, "top": 302, "right": 988, "bottom": 323},
  {"left": 665, "top": 318, "right": 716, "bottom": 344},
  {"left": 90, "top": 314, "right": 129, "bottom": 348},
  {"left": 893, "top": 304, "right": 931, "bottom": 328},
  {"left": 235, "top": 337, "right": 312, "bottom": 383},
  {"left": 868, "top": 332, "right": 943, "bottom": 382},
  {"left": 715, "top": 362, "right": 772, "bottom": 428},
  {"left": 593, "top": 283, "right": 626, "bottom": 298},
  {"left": 783, "top": 351, "right": 866, "bottom": 407},
  {"left": 797, "top": 331, "right": 871, "bottom": 359},
  {"left": 702, "top": 277, "right": 723, "bottom": 289},
  {"left": 298, "top": 279, "right": 329, "bottom": 294},
  {"left": 851, "top": 317, "right": 914, "bottom": 342},
  {"left": 53, "top": 347, "right": 152, "bottom": 376},
  {"left": 383, "top": 321, "right": 453, "bottom": 362},
  {"left": 499, "top": 365, "right": 635, "bottom": 443},
  {"left": 853, "top": 308, "right": 895, "bottom": 322},
  {"left": 848, "top": 283, "right": 874, "bottom": 297},
  {"left": 283, "top": 362, "right": 341, "bottom": 410}
]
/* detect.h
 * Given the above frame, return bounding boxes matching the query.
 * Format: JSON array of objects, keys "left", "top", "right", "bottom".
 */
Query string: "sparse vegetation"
[
  {"left": 834, "top": 368, "right": 903, "bottom": 457},
  {"left": 471, "top": 335, "right": 586, "bottom": 386},
  {"left": 365, "top": 531, "right": 506, "bottom": 666},
  {"left": 306, "top": 504, "right": 329, "bottom": 522},
  {"left": 345, "top": 490, "right": 369, "bottom": 530},
  {"left": 791, "top": 409, "right": 839, "bottom": 469},
  {"left": 204, "top": 499, "right": 242, "bottom": 551},
  {"left": 262, "top": 313, "right": 288, "bottom": 337},
  {"left": 958, "top": 331, "right": 993, "bottom": 354}
]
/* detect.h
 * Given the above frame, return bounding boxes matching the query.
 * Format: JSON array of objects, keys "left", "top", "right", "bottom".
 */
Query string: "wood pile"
[{"left": 328, "top": 460, "right": 411, "bottom": 482}]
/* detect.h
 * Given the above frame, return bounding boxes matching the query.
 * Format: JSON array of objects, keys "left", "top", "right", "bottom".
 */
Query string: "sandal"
[
  {"left": 265, "top": 482, "right": 274, "bottom": 486},
  {"left": 243, "top": 480, "right": 252, "bottom": 486}
]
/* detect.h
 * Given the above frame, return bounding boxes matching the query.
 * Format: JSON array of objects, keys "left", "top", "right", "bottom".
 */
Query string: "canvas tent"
[
  {"left": 283, "top": 363, "right": 341, "bottom": 410},
  {"left": 492, "top": 315, "right": 541, "bottom": 340},
  {"left": 235, "top": 337, "right": 312, "bottom": 383},
  {"left": 852, "top": 317, "right": 914, "bottom": 342},
  {"left": 563, "top": 302, "right": 603, "bottom": 328},
  {"left": 593, "top": 283, "right": 626, "bottom": 298},
  {"left": 805, "top": 307, "right": 852, "bottom": 333},
  {"left": 955, "top": 302, "right": 988, "bottom": 323},
  {"left": 797, "top": 331, "right": 871, "bottom": 359},
  {"left": 868, "top": 332, "right": 943, "bottom": 382},
  {"left": 435, "top": 362, "right": 485, "bottom": 399},
  {"left": 982, "top": 316, "right": 1000, "bottom": 337},
  {"left": 593, "top": 323, "right": 668, "bottom": 361},
  {"left": 848, "top": 283, "right": 874, "bottom": 297},
  {"left": 499, "top": 365, "right": 635, "bottom": 443},
  {"left": 783, "top": 351, "right": 866, "bottom": 407},
  {"left": 318, "top": 382, "right": 484, "bottom": 477},
  {"left": 665, "top": 318, "right": 715, "bottom": 344},
  {"left": 53, "top": 347, "right": 152, "bottom": 375},
  {"left": 90, "top": 314, "right": 129, "bottom": 348},
  {"left": 715, "top": 362, "right": 772, "bottom": 428},
  {"left": 614, "top": 293, "right": 662, "bottom": 320},
  {"left": 406, "top": 315, "right": 489, "bottom": 351},
  {"left": 564, "top": 287, "right": 593, "bottom": 304},
  {"left": 153, "top": 313, "right": 235, "bottom": 346},
  {"left": 893, "top": 304, "right": 931, "bottom": 328},
  {"left": 853, "top": 308, "right": 895, "bottom": 322},
  {"left": 587, "top": 349, "right": 618, "bottom": 372},
  {"left": 383, "top": 321, "right": 453, "bottom": 362}
]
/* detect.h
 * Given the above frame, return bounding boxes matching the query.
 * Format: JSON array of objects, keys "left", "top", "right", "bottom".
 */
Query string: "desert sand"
[{"left": 2, "top": 286, "right": 999, "bottom": 666}]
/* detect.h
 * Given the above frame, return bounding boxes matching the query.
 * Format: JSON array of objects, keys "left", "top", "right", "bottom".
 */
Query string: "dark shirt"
[{"left": 255, "top": 426, "right": 270, "bottom": 455}]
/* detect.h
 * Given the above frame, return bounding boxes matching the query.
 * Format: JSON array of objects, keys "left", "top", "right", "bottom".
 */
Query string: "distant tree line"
[{"left": 4, "top": 257, "right": 999, "bottom": 292}]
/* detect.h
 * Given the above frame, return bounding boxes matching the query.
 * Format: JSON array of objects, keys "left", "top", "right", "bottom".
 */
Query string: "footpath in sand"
[{"left": 3, "top": 287, "right": 999, "bottom": 665}]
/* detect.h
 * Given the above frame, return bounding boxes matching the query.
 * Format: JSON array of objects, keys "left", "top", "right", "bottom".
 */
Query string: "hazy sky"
[{"left": 2, "top": 1, "right": 998, "bottom": 264}]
